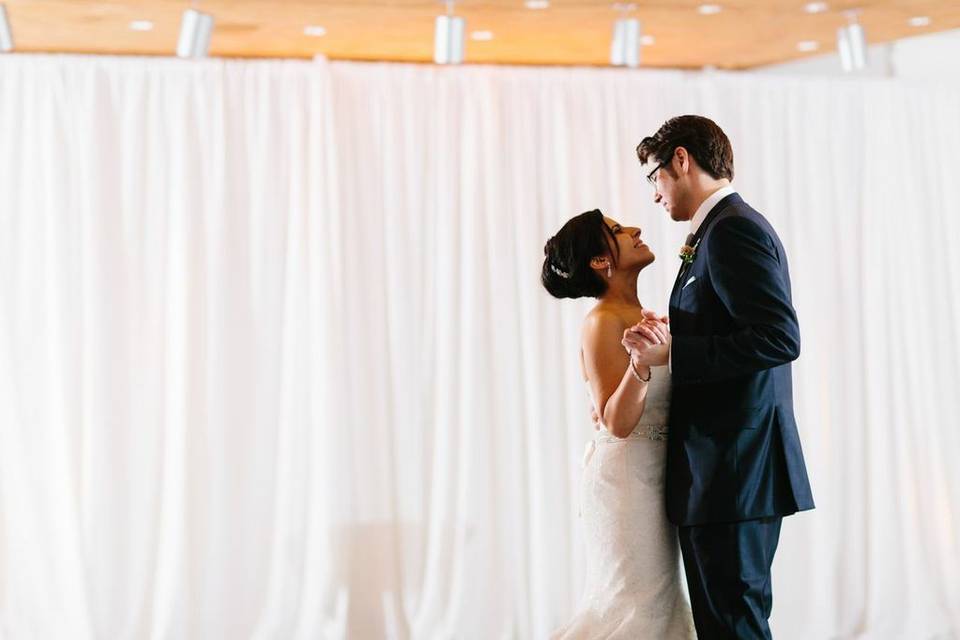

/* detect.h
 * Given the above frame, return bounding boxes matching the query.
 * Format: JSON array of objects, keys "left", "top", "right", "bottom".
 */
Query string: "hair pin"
[{"left": 550, "top": 263, "right": 571, "bottom": 279}]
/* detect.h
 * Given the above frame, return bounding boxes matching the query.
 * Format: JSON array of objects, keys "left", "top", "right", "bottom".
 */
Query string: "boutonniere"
[{"left": 679, "top": 238, "right": 700, "bottom": 265}]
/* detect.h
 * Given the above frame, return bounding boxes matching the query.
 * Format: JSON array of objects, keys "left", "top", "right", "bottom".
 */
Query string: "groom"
[{"left": 625, "top": 115, "right": 815, "bottom": 639}]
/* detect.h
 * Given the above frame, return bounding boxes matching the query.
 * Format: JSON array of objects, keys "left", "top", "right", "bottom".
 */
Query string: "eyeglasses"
[{"left": 646, "top": 159, "right": 667, "bottom": 188}]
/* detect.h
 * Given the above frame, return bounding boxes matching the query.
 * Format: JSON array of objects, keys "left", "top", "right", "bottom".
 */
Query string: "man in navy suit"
[{"left": 625, "top": 115, "right": 815, "bottom": 639}]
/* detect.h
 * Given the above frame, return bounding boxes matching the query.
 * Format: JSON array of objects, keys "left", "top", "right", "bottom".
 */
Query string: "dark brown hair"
[
  {"left": 636, "top": 115, "right": 734, "bottom": 181},
  {"left": 541, "top": 209, "right": 618, "bottom": 300}
]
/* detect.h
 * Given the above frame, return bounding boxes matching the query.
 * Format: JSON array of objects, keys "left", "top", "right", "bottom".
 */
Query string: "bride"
[{"left": 541, "top": 209, "right": 695, "bottom": 639}]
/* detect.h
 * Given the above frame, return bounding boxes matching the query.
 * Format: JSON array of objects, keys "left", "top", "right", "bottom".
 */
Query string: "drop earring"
[{"left": 607, "top": 263, "right": 613, "bottom": 278}]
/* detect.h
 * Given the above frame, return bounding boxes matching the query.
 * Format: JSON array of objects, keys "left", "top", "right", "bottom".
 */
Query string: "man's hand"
[
  {"left": 641, "top": 308, "right": 669, "bottom": 325},
  {"left": 622, "top": 316, "right": 671, "bottom": 367}
]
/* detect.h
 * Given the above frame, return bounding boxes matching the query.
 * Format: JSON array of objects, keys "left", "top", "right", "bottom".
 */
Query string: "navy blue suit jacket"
[{"left": 667, "top": 193, "right": 815, "bottom": 526}]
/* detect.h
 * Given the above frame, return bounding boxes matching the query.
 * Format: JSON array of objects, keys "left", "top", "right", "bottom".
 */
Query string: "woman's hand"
[
  {"left": 623, "top": 313, "right": 670, "bottom": 351},
  {"left": 622, "top": 313, "right": 671, "bottom": 367},
  {"left": 634, "top": 319, "right": 670, "bottom": 346}
]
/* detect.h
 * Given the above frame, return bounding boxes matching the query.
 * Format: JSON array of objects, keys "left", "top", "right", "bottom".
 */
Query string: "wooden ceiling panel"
[{"left": 2, "top": 1, "right": 958, "bottom": 68}]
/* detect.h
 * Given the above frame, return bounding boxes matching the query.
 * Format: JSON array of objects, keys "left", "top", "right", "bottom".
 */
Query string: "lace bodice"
[{"left": 635, "top": 364, "right": 671, "bottom": 430}]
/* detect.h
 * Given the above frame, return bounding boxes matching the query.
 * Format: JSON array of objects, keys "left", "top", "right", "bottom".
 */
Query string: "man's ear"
[{"left": 674, "top": 146, "right": 690, "bottom": 174}]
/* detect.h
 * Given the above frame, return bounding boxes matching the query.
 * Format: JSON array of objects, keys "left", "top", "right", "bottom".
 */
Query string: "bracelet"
[{"left": 630, "top": 358, "right": 652, "bottom": 383}]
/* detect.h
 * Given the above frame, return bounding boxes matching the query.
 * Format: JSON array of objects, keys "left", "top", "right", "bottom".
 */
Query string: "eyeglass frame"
[
  {"left": 645, "top": 146, "right": 682, "bottom": 188},
  {"left": 646, "top": 161, "right": 666, "bottom": 188}
]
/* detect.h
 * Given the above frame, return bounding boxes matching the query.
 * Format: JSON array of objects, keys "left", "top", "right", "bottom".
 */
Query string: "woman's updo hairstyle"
[{"left": 541, "top": 209, "right": 618, "bottom": 299}]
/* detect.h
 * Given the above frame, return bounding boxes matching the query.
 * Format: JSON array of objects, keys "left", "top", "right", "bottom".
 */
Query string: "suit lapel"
[
  {"left": 671, "top": 236, "right": 694, "bottom": 296},
  {"left": 689, "top": 192, "right": 742, "bottom": 248},
  {"left": 669, "top": 193, "right": 742, "bottom": 302}
]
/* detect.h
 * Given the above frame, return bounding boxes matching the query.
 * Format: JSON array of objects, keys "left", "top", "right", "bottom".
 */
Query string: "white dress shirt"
[{"left": 689, "top": 185, "right": 737, "bottom": 237}]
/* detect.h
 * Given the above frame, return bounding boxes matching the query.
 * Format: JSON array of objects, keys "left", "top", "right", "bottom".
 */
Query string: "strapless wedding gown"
[{"left": 551, "top": 366, "right": 696, "bottom": 639}]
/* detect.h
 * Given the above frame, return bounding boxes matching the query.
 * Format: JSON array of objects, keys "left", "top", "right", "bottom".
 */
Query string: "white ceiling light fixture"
[
  {"left": 471, "top": 30, "right": 494, "bottom": 41},
  {"left": 177, "top": 7, "right": 214, "bottom": 58},
  {"left": 641, "top": 34, "right": 655, "bottom": 46},
  {"left": 908, "top": 16, "right": 931, "bottom": 27},
  {"left": 434, "top": 1, "right": 465, "bottom": 65},
  {"left": 304, "top": 25, "right": 327, "bottom": 37},
  {"left": 610, "top": 4, "right": 641, "bottom": 68},
  {"left": 796, "top": 40, "right": 819, "bottom": 52},
  {"left": 0, "top": 3, "right": 14, "bottom": 52},
  {"left": 836, "top": 9, "right": 866, "bottom": 72},
  {"left": 524, "top": 0, "right": 550, "bottom": 9},
  {"left": 129, "top": 20, "right": 154, "bottom": 32},
  {"left": 698, "top": 4, "right": 723, "bottom": 16},
  {"left": 804, "top": 2, "right": 828, "bottom": 14}
]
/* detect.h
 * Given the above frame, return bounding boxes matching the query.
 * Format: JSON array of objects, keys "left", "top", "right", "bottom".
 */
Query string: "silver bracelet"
[{"left": 630, "top": 358, "right": 652, "bottom": 383}]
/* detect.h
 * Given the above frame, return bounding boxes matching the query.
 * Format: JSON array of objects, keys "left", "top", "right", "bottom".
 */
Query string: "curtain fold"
[{"left": 0, "top": 54, "right": 958, "bottom": 639}]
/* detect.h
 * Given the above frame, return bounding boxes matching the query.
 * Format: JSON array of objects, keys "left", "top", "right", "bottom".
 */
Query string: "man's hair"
[{"left": 636, "top": 115, "right": 734, "bottom": 181}]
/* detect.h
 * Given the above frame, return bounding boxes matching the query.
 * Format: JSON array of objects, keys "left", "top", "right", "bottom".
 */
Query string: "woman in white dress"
[{"left": 541, "top": 209, "right": 695, "bottom": 639}]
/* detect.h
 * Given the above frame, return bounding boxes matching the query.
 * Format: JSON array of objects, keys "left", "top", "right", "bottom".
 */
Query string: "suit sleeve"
[{"left": 670, "top": 216, "right": 800, "bottom": 384}]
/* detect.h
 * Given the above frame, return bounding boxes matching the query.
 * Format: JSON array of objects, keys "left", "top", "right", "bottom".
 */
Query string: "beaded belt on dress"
[
  {"left": 583, "top": 424, "right": 669, "bottom": 467},
  {"left": 596, "top": 424, "right": 668, "bottom": 442}
]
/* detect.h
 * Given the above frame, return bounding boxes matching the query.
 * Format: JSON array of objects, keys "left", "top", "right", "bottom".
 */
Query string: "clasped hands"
[{"left": 622, "top": 309, "right": 671, "bottom": 368}]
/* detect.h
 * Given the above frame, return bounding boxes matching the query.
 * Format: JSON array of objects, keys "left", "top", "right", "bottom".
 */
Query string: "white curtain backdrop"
[{"left": 1, "top": 54, "right": 958, "bottom": 639}]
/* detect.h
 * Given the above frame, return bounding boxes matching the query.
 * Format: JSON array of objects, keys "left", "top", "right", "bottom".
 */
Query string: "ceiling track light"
[
  {"left": 177, "top": 7, "right": 214, "bottom": 58},
  {"left": 434, "top": 1, "right": 465, "bottom": 65},
  {"left": 610, "top": 4, "right": 640, "bottom": 68},
  {"left": 0, "top": 4, "right": 14, "bottom": 53},
  {"left": 129, "top": 20, "right": 155, "bottom": 32},
  {"left": 836, "top": 10, "right": 866, "bottom": 73}
]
